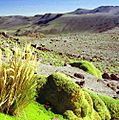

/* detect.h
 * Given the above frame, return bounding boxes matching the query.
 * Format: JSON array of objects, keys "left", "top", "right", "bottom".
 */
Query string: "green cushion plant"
[{"left": 70, "top": 60, "right": 102, "bottom": 78}]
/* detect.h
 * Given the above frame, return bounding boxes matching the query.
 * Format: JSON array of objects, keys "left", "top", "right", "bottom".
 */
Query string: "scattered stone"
[
  {"left": 75, "top": 81, "right": 85, "bottom": 88},
  {"left": 58, "top": 52, "right": 63, "bottom": 55},
  {"left": 116, "top": 91, "right": 119, "bottom": 94},
  {"left": 110, "top": 74, "right": 119, "bottom": 81},
  {"left": 31, "top": 44, "right": 37, "bottom": 48},
  {"left": 0, "top": 32, "right": 9, "bottom": 38},
  {"left": 41, "top": 44, "right": 45, "bottom": 47},
  {"left": 74, "top": 73, "right": 85, "bottom": 79},
  {"left": 102, "top": 73, "right": 111, "bottom": 79},
  {"left": 117, "top": 85, "right": 119, "bottom": 89},
  {"left": 107, "top": 83, "right": 117, "bottom": 91},
  {"left": 64, "top": 62, "right": 67, "bottom": 66}
]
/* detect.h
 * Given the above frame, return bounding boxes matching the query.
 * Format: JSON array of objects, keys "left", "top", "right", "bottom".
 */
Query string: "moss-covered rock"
[
  {"left": 86, "top": 90, "right": 111, "bottom": 120},
  {"left": 37, "top": 72, "right": 101, "bottom": 119},
  {"left": 100, "top": 95, "right": 119, "bottom": 120},
  {"left": 37, "top": 75, "right": 47, "bottom": 92},
  {"left": 37, "top": 72, "right": 119, "bottom": 120},
  {"left": 70, "top": 60, "right": 102, "bottom": 78},
  {"left": 36, "top": 75, "right": 48, "bottom": 103}
]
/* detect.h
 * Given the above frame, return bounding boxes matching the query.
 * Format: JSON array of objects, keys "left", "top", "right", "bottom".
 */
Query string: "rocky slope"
[{"left": 0, "top": 6, "right": 119, "bottom": 33}]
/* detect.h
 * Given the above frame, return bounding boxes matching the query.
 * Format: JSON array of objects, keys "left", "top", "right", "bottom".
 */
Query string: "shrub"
[
  {"left": 0, "top": 45, "right": 38, "bottom": 115},
  {"left": 70, "top": 60, "right": 102, "bottom": 78}
]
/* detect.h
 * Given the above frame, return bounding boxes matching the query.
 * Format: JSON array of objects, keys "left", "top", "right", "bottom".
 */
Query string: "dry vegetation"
[{"left": 0, "top": 45, "right": 38, "bottom": 115}]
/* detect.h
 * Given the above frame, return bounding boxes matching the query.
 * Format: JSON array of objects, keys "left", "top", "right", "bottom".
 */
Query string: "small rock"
[
  {"left": 117, "top": 85, "right": 119, "bottom": 89},
  {"left": 31, "top": 44, "right": 37, "bottom": 48},
  {"left": 107, "top": 83, "right": 117, "bottom": 91},
  {"left": 116, "top": 91, "right": 119, "bottom": 94},
  {"left": 64, "top": 62, "right": 67, "bottom": 66},
  {"left": 102, "top": 73, "right": 111, "bottom": 79},
  {"left": 110, "top": 74, "right": 119, "bottom": 81},
  {"left": 75, "top": 81, "right": 85, "bottom": 88},
  {"left": 74, "top": 73, "right": 85, "bottom": 79}
]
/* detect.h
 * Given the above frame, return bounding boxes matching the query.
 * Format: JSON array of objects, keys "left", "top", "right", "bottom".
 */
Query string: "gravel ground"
[
  {"left": 38, "top": 63, "right": 119, "bottom": 98},
  {"left": 19, "top": 32, "right": 119, "bottom": 73}
]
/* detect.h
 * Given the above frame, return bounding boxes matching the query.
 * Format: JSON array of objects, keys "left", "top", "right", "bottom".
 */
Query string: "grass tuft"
[{"left": 0, "top": 44, "right": 38, "bottom": 115}]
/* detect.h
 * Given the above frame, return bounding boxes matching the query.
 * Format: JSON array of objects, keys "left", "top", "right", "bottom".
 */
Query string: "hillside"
[
  {"left": 0, "top": 6, "right": 119, "bottom": 33},
  {"left": 71, "top": 6, "right": 119, "bottom": 15}
]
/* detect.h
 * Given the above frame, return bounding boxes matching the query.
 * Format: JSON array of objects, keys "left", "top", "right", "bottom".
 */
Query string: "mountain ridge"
[
  {"left": 71, "top": 6, "right": 119, "bottom": 15},
  {"left": 0, "top": 6, "right": 119, "bottom": 33}
]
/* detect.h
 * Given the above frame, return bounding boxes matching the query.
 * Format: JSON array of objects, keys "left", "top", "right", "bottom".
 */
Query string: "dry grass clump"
[{"left": 0, "top": 45, "right": 38, "bottom": 115}]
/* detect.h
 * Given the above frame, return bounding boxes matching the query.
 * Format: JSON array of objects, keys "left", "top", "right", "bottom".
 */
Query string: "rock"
[
  {"left": 63, "top": 62, "right": 67, "bottom": 66},
  {"left": 37, "top": 72, "right": 96, "bottom": 119},
  {"left": 31, "top": 44, "right": 37, "bottom": 48},
  {"left": 116, "top": 91, "right": 119, "bottom": 94},
  {"left": 110, "top": 74, "right": 119, "bottom": 81},
  {"left": 74, "top": 73, "right": 85, "bottom": 79},
  {"left": 75, "top": 81, "right": 85, "bottom": 88},
  {"left": 102, "top": 73, "right": 111, "bottom": 79},
  {"left": 37, "top": 72, "right": 118, "bottom": 119},
  {"left": 117, "top": 85, "right": 119, "bottom": 89},
  {"left": 107, "top": 83, "right": 117, "bottom": 91},
  {"left": 0, "top": 32, "right": 9, "bottom": 38}
]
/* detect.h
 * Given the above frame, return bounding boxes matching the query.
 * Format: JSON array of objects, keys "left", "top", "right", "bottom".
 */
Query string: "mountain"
[
  {"left": 72, "top": 6, "right": 119, "bottom": 15},
  {"left": 0, "top": 6, "right": 119, "bottom": 33}
]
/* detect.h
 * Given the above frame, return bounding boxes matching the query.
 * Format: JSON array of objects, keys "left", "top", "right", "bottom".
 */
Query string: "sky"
[{"left": 0, "top": 0, "right": 119, "bottom": 16}]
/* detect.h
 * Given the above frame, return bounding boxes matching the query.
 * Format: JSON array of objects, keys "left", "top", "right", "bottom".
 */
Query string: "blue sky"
[{"left": 0, "top": 0, "right": 119, "bottom": 16}]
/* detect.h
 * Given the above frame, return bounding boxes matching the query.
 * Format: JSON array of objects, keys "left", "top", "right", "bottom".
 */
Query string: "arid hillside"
[{"left": 0, "top": 6, "right": 119, "bottom": 33}]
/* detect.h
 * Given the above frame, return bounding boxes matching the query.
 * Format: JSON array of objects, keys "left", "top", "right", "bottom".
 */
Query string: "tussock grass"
[{"left": 0, "top": 44, "right": 38, "bottom": 115}]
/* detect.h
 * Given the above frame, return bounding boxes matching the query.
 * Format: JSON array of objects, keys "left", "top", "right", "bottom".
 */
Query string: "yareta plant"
[
  {"left": 0, "top": 44, "right": 38, "bottom": 115},
  {"left": 70, "top": 60, "right": 102, "bottom": 78}
]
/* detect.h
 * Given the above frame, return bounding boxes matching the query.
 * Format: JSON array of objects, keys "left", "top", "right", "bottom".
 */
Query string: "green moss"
[
  {"left": 100, "top": 95, "right": 119, "bottom": 119},
  {"left": 36, "top": 72, "right": 119, "bottom": 120},
  {"left": 86, "top": 90, "right": 111, "bottom": 120},
  {"left": 64, "top": 110, "right": 81, "bottom": 120},
  {"left": 37, "top": 72, "right": 102, "bottom": 120},
  {"left": 36, "top": 75, "right": 48, "bottom": 103},
  {"left": 44, "top": 72, "right": 84, "bottom": 114},
  {"left": 0, "top": 102, "right": 65, "bottom": 120},
  {"left": 70, "top": 60, "right": 102, "bottom": 78}
]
